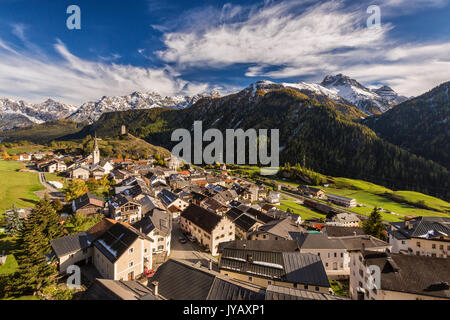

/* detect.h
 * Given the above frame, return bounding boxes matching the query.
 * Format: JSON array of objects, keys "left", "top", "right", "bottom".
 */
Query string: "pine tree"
[
  {"left": 5, "top": 204, "right": 23, "bottom": 236},
  {"left": 12, "top": 197, "right": 64, "bottom": 295},
  {"left": 363, "top": 207, "right": 387, "bottom": 241}
]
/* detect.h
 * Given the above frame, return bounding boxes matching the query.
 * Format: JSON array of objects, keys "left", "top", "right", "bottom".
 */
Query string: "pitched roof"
[
  {"left": 218, "top": 240, "right": 299, "bottom": 254},
  {"left": 220, "top": 248, "right": 329, "bottom": 287},
  {"left": 323, "top": 226, "right": 365, "bottom": 237},
  {"left": 73, "top": 193, "right": 104, "bottom": 211},
  {"left": 51, "top": 232, "right": 93, "bottom": 258},
  {"left": 149, "top": 259, "right": 216, "bottom": 300},
  {"left": 181, "top": 204, "right": 223, "bottom": 233},
  {"left": 362, "top": 251, "right": 450, "bottom": 299},
  {"left": 81, "top": 279, "right": 156, "bottom": 300},
  {"left": 132, "top": 209, "right": 172, "bottom": 236},
  {"left": 390, "top": 216, "right": 450, "bottom": 240},
  {"left": 293, "top": 233, "right": 347, "bottom": 250},
  {"left": 93, "top": 222, "right": 151, "bottom": 263},
  {"left": 266, "top": 285, "right": 347, "bottom": 300},
  {"left": 252, "top": 218, "right": 306, "bottom": 239},
  {"left": 157, "top": 188, "right": 179, "bottom": 207},
  {"left": 207, "top": 277, "right": 265, "bottom": 300}
]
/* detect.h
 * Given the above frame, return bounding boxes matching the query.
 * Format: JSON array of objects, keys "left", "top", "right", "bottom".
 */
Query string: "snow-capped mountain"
[
  {"left": 319, "top": 74, "right": 407, "bottom": 115},
  {"left": 374, "top": 85, "right": 409, "bottom": 106},
  {"left": 68, "top": 90, "right": 220, "bottom": 123},
  {"left": 0, "top": 98, "right": 77, "bottom": 131}
]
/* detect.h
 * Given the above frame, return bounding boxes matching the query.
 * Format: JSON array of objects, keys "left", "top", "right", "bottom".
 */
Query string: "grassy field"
[
  {"left": 0, "top": 161, "right": 44, "bottom": 214},
  {"left": 276, "top": 195, "right": 326, "bottom": 221},
  {"left": 0, "top": 235, "right": 19, "bottom": 275},
  {"left": 322, "top": 177, "right": 450, "bottom": 222},
  {"left": 4, "top": 144, "right": 46, "bottom": 156},
  {"left": 44, "top": 172, "right": 64, "bottom": 182}
]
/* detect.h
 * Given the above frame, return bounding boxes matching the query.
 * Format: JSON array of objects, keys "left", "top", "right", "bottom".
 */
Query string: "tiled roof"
[
  {"left": 390, "top": 216, "right": 450, "bottom": 240},
  {"left": 73, "top": 193, "right": 104, "bottom": 211}
]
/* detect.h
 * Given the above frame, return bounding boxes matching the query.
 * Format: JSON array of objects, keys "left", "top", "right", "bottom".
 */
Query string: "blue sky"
[{"left": 0, "top": 0, "right": 449, "bottom": 104}]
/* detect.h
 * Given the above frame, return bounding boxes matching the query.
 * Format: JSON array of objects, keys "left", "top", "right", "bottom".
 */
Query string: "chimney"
[
  {"left": 152, "top": 281, "right": 159, "bottom": 297},
  {"left": 209, "top": 259, "right": 213, "bottom": 271}
]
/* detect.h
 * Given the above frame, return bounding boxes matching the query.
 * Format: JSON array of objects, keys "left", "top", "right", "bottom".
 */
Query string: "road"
[
  {"left": 37, "top": 172, "right": 66, "bottom": 200},
  {"left": 169, "top": 219, "right": 219, "bottom": 270}
]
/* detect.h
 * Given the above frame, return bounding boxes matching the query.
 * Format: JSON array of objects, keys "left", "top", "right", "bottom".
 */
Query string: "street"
[{"left": 168, "top": 219, "right": 219, "bottom": 271}]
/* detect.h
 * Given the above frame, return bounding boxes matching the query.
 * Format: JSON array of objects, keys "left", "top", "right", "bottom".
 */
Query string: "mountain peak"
[{"left": 321, "top": 74, "right": 366, "bottom": 90}]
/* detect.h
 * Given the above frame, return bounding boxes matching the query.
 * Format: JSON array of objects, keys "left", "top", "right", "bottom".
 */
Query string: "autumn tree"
[{"left": 64, "top": 179, "right": 88, "bottom": 201}]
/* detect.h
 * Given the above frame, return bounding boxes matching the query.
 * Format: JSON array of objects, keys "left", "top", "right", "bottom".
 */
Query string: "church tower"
[{"left": 92, "top": 133, "right": 100, "bottom": 165}]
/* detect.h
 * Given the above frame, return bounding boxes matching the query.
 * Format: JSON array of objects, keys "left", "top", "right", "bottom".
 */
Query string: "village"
[{"left": 0, "top": 132, "right": 449, "bottom": 301}]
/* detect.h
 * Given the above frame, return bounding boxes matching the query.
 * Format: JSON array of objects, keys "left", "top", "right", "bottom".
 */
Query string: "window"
[
  {"left": 401, "top": 240, "right": 406, "bottom": 245},
  {"left": 334, "top": 253, "right": 337, "bottom": 258},
  {"left": 416, "top": 242, "right": 421, "bottom": 247},
  {"left": 432, "top": 244, "right": 436, "bottom": 249},
  {"left": 315, "top": 287, "right": 319, "bottom": 292},
  {"left": 144, "top": 248, "right": 147, "bottom": 253},
  {"left": 129, "top": 248, "right": 134, "bottom": 254},
  {"left": 304, "top": 285, "right": 309, "bottom": 290},
  {"left": 158, "top": 238, "right": 164, "bottom": 242},
  {"left": 268, "top": 281, "right": 272, "bottom": 285},
  {"left": 293, "top": 284, "right": 298, "bottom": 288},
  {"left": 158, "top": 245, "right": 164, "bottom": 250},
  {"left": 317, "top": 253, "right": 320, "bottom": 257},
  {"left": 248, "top": 277, "right": 253, "bottom": 282},
  {"left": 325, "top": 263, "right": 329, "bottom": 267},
  {"left": 440, "top": 245, "right": 444, "bottom": 250},
  {"left": 340, "top": 253, "right": 344, "bottom": 258},
  {"left": 129, "top": 261, "right": 134, "bottom": 267}
]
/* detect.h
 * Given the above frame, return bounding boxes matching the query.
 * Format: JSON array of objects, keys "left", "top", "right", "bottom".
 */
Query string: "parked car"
[{"left": 178, "top": 236, "right": 187, "bottom": 244}]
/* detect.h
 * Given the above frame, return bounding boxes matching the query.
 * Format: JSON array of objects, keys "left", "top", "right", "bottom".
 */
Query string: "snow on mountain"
[
  {"left": 0, "top": 98, "right": 76, "bottom": 130},
  {"left": 68, "top": 90, "right": 220, "bottom": 123},
  {"left": 319, "top": 74, "right": 406, "bottom": 115}
]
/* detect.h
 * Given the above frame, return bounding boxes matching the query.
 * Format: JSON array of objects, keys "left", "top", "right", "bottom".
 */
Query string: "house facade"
[{"left": 180, "top": 204, "right": 235, "bottom": 256}]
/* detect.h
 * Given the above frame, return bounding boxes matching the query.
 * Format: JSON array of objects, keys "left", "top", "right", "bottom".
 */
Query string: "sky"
[{"left": 0, "top": 0, "right": 449, "bottom": 105}]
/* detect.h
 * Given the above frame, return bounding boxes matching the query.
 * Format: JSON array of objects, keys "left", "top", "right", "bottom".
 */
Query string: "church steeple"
[{"left": 92, "top": 133, "right": 100, "bottom": 165}]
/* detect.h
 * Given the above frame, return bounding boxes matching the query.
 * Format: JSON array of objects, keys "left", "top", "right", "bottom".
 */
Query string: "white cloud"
[
  {"left": 156, "top": 0, "right": 450, "bottom": 96},
  {"left": 0, "top": 37, "right": 209, "bottom": 105}
]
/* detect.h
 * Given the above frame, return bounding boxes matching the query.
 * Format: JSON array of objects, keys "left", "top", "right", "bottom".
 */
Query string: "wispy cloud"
[
  {"left": 0, "top": 36, "right": 209, "bottom": 105},
  {"left": 156, "top": 0, "right": 450, "bottom": 96}
]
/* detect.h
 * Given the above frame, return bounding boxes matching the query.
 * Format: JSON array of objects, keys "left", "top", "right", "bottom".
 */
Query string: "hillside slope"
[
  {"left": 364, "top": 81, "right": 450, "bottom": 169},
  {"left": 67, "top": 86, "right": 450, "bottom": 201}
]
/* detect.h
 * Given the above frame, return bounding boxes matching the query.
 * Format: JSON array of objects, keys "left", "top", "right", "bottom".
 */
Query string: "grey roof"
[
  {"left": 207, "top": 277, "right": 265, "bottom": 300},
  {"left": 323, "top": 226, "right": 365, "bottom": 237},
  {"left": 220, "top": 248, "right": 329, "bottom": 287},
  {"left": 361, "top": 251, "right": 450, "bottom": 299},
  {"left": 282, "top": 252, "right": 330, "bottom": 287},
  {"left": 339, "top": 235, "right": 390, "bottom": 251},
  {"left": 390, "top": 216, "right": 450, "bottom": 240},
  {"left": 81, "top": 279, "right": 156, "bottom": 300},
  {"left": 293, "top": 233, "right": 347, "bottom": 250},
  {"left": 218, "top": 240, "right": 299, "bottom": 254},
  {"left": 149, "top": 259, "right": 216, "bottom": 300},
  {"left": 132, "top": 209, "right": 172, "bottom": 237},
  {"left": 252, "top": 218, "right": 306, "bottom": 240},
  {"left": 51, "top": 232, "right": 93, "bottom": 258},
  {"left": 266, "top": 285, "right": 348, "bottom": 300}
]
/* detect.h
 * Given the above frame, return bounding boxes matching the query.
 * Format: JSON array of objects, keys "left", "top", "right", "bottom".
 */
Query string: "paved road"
[
  {"left": 37, "top": 172, "right": 65, "bottom": 200},
  {"left": 169, "top": 219, "right": 219, "bottom": 270}
]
